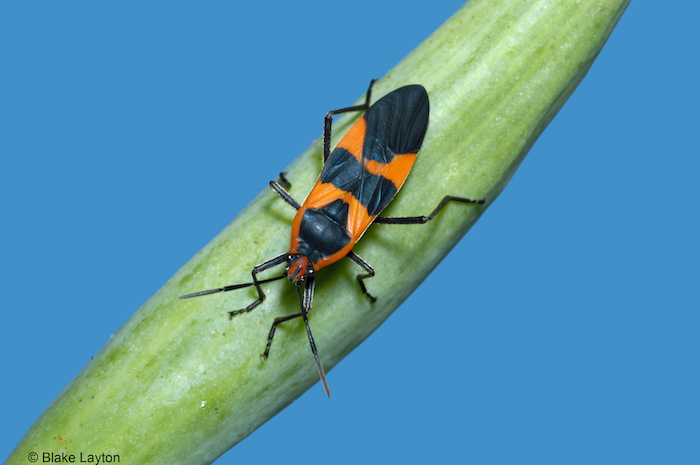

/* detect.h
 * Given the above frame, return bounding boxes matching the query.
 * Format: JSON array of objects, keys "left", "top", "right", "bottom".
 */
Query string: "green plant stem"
[{"left": 7, "top": 0, "right": 629, "bottom": 463}]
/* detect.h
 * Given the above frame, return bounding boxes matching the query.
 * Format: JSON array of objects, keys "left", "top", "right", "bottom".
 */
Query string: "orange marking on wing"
[
  {"left": 303, "top": 182, "right": 352, "bottom": 210},
  {"left": 365, "top": 153, "right": 417, "bottom": 189},
  {"left": 335, "top": 116, "right": 366, "bottom": 162},
  {"left": 347, "top": 192, "right": 375, "bottom": 240}
]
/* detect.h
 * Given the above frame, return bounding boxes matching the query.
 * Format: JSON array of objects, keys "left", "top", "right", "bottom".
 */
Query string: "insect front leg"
[
  {"left": 261, "top": 278, "right": 315, "bottom": 359},
  {"left": 260, "top": 277, "right": 330, "bottom": 397},
  {"left": 228, "top": 253, "right": 288, "bottom": 319},
  {"left": 347, "top": 251, "right": 377, "bottom": 303},
  {"left": 261, "top": 312, "right": 302, "bottom": 359}
]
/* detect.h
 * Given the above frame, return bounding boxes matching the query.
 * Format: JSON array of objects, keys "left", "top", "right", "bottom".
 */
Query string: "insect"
[{"left": 180, "top": 81, "right": 485, "bottom": 397}]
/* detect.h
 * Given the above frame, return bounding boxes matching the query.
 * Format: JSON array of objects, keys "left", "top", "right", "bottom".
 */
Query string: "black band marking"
[{"left": 297, "top": 199, "right": 352, "bottom": 263}]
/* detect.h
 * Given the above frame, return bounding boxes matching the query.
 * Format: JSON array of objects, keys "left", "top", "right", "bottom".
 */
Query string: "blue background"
[{"left": 2, "top": 1, "right": 698, "bottom": 464}]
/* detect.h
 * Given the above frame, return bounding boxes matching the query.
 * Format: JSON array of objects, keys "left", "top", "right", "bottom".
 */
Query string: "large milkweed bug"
[{"left": 180, "top": 80, "right": 485, "bottom": 397}]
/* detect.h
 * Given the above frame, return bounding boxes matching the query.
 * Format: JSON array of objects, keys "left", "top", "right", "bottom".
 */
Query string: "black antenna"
[
  {"left": 296, "top": 278, "right": 331, "bottom": 398},
  {"left": 179, "top": 274, "right": 286, "bottom": 299}
]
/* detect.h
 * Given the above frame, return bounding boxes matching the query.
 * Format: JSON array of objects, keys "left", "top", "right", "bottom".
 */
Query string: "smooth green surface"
[{"left": 7, "top": 0, "right": 629, "bottom": 463}]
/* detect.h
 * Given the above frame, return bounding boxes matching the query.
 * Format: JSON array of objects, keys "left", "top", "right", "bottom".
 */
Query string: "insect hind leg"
[
  {"left": 323, "top": 79, "right": 377, "bottom": 163},
  {"left": 374, "top": 195, "right": 486, "bottom": 225}
]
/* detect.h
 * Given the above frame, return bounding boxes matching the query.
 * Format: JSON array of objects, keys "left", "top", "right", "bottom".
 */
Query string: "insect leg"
[
  {"left": 179, "top": 255, "right": 287, "bottom": 300},
  {"left": 260, "top": 279, "right": 314, "bottom": 359},
  {"left": 269, "top": 180, "right": 301, "bottom": 210},
  {"left": 260, "top": 313, "right": 302, "bottom": 359},
  {"left": 346, "top": 251, "right": 377, "bottom": 303},
  {"left": 277, "top": 172, "right": 292, "bottom": 190},
  {"left": 374, "top": 195, "right": 486, "bottom": 225},
  {"left": 228, "top": 253, "right": 288, "bottom": 319},
  {"left": 323, "top": 79, "right": 377, "bottom": 163}
]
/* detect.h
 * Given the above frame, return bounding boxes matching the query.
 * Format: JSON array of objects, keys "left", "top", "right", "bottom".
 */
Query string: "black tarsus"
[
  {"left": 346, "top": 251, "right": 377, "bottom": 303},
  {"left": 277, "top": 172, "right": 292, "bottom": 190}
]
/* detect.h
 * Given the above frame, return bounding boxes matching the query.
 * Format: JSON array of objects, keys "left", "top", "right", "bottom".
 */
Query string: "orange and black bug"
[{"left": 180, "top": 81, "right": 485, "bottom": 397}]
